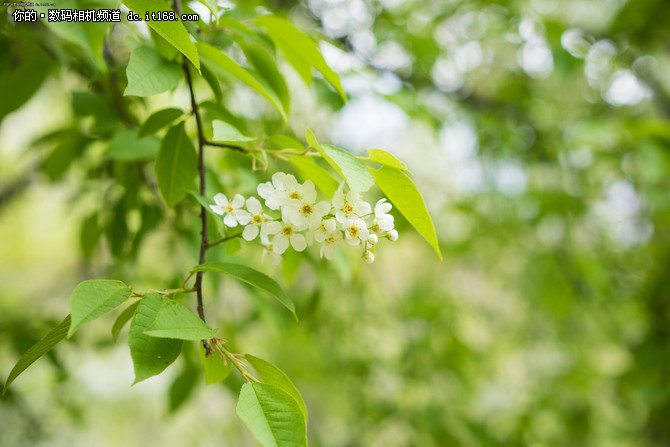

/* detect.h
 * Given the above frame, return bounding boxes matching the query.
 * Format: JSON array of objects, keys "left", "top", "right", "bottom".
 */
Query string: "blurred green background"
[{"left": 2, "top": 0, "right": 670, "bottom": 446}]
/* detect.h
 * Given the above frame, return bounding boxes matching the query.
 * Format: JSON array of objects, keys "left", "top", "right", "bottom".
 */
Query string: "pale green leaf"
[
  {"left": 200, "top": 345, "right": 232, "bottom": 385},
  {"left": 305, "top": 129, "right": 373, "bottom": 192},
  {"left": 372, "top": 166, "right": 442, "bottom": 260},
  {"left": 245, "top": 354, "right": 307, "bottom": 421},
  {"left": 213, "top": 120, "right": 256, "bottom": 143},
  {"left": 112, "top": 300, "right": 140, "bottom": 342},
  {"left": 138, "top": 108, "right": 184, "bottom": 138},
  {"left": 289, "top": 156, "right": 338, "bottom": 197},
  {"left": 155, "top": 122, "right": 198, "bottom": 207},
  {"left": 191, "top": 262, "right": 296, "bottom": 318},
  {"left": 124, "top": 45, "right": 181, "bottom": 97},
  {"left": 106, "top": 129, "right": 161, "bottom": 161},
  {"left": 128, "top": 294, "right": 183, "bottom": 384},
  {"left": 3, "top": 315, "right": 70, "bottom": 395},
  {"left": 256, "top": 15, "right": 346, "bottom": 102},
  {"left": 237, "top": 383, "right": 307, "bottom": 447},
  {"left": 144, "top": 299, "right": 217, "bottom": 340},
  {"left": 122, "top": 0, "right": 200, "bottom": 70},
  {"left": 196, "top": 42, "right": 287, "bottom": 121},
  {"left": 68, "top": 280, "right": 132, "bottom": 337},
  {"left": 361, "top": 149, "right": 410, "bottom": 173}
]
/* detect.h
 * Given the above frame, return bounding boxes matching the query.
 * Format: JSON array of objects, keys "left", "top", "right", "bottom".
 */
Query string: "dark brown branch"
[
  {"left": 176, "top": 0, "right": 207, "bottom": 324},
  {"left": 204, "top": 141, "right": 248, "bottom": 152}
]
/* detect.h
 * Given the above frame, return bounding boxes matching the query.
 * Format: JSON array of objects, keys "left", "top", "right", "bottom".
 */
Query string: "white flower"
[
  {"left": 261, "top": 242, "right": 282, "bottom": 265},
  {"left": 282, "top": 180, "right": 331, "bottom": 228},
  {"left": 386, "top": 229, "right": 398, "bottom": 241},
  {"left": 311, "top": 218, "right": 337, "bottom": 243},
  {"left": 362, "top": 250, "right": 375, "bottom": 264},
  {"left": 373, "top": 198, "right": 394, "bottom": 232},
  {"left": 320, "top": 230, "right": 344, "bottom": 260},
  {"left": 272, "top": 221, "right": 308, "bottom": 254},
  {"left": 210, "top": 193, "right": 251, "bottom": 227},
  {"left": 242, "top": 197, "right": 281, "bottom": 241},
  {"left": 332, "top": 186, "right": 372, "bottom": 223},
  {"left": 257, "top": 172, "right": 300, "bottom": 210},
  {"left": 367, "top": 234, "right": 378, "bottom": 245},
  {"left": 342, "top": 217, "right": 369, "bottom": 246}
]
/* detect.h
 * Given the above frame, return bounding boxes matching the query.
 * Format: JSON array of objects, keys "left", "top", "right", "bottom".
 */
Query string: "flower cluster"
[{"left": 209, "top": 172, "right": 398, "bottom": 265}]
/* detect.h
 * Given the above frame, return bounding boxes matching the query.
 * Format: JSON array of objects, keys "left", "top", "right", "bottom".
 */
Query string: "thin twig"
[
  {"left": 204, "top": 140, "right": 248, "bottom": 152},
  {"left": 207, "top": 233, "right": 243, "bottom": 249}
]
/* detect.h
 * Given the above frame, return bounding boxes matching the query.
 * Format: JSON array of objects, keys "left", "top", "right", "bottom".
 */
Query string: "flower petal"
[
  {"left": 290, "top": 233, "right": 307, "bottom": 252},
  {"left": 243, "top": 224, "right": 259, "bottom": 241},
  {"left": 213, "top": 193, "right": 229, "bottom": 207},
  {"left": 273, "top": 235, "right": 289, "bottom": 254},
  {"left": 231, "top": 194, "right": 245, "bottom": 209},
  {"left": 223, "top": 213, "right": 237, "bottom": 227},
  {"left": 262, "top": 221, "right": 282, "bottom": 235},
  {"left": 234, "top": 209, "right": 251, "bottom": 225},
  {"left": 246, "top": 197, "right": 262, "bottom": 215}
]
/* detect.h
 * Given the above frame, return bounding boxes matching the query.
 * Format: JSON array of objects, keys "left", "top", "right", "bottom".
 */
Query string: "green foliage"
[
  {"left": 106, "top": 129, "right": 160, "bottom": 161},
  {"left": 191, "top": 262, "right": 296, "bottom": 318},
  {"left": 289, "top": 157, "right": 339, "bottom": 196},
  {"left": 372, "top": 166, "right": 442, "bottom": 260},
  {"left": 68, "top": 280, "right": 132, "bottom": 337},
  {"left": 361, "top": 149, "right": 410, "bottom": 173},
  {"left": 196, "top": 42, "right": 288, "bottom": 121},
  {"left": 138, "top": 108, "right": 184, "bottom": 138},
  {"left": 306, "top": 128, "right": 374, "bottom": 192},
  {"left": 122, "top": 0, "right": 199, "bottom": 70},
  {"left": 128, "top": 294, "right": 183, "bottom": 384},
  {"left": 2, "top": 315, "right": 71, "bottom": 395},
  {"left": 111, "top": 301, "right": 140, "bottom": 343},
  {"left": 124, "top": 45, "right": 181, "bottom": 97},
  {"left": 155, "top": 122, "right": 198, "bottom": 207},
  {"left": 236, "top": 382, "right": 308, "bottom": 447},
  {"left": 256, "top": 15, "right": 346, "bottom": 102},
  {"left": 212, "top": 120, "right": 256, "bottom": 143},
  {"left": 144, "top": 299, "right": 217, "bottom": 340},
  {"left": 200, "top": 345, "right": 232, "bottom": 385},
  {"left": 246, "top": 355, "right": 308, "bottom": 421}
]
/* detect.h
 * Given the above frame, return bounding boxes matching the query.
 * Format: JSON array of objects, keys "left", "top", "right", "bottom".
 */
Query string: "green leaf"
[
  {"left": 239, "top": 42, "right": 291, "bottom": 115},
  {"left": 212, "top": 120, "right": 256, "bottom": 143},
  {"left": 128, "top": 294, "right": 183, "bottom": 384},
  {"left": 3, "top": 315, "right": 71, "bottom": 395},
  {"left": 237, "top": 383, "right": 307, "bottom": 447},
  {"left": 256, "top": 15, "right": 346, "bottom": 102},
  {"left": 155, "top": 122, "right": 198, "bottom": 207},
  {"left": 191, "top": 262, "right": 296, "bottom": 318},
  {"left": 289, "top": 156, "right": 338, "bottom": 197},
  {"left": 372, "top": 166, "right": 442, "bottom": 260},
  {"left": 122, "top": 0, "right": 200, "bottom": 70},
  {"left": 80, "top": 212, "right": 101, "bottom": 259},
  {"left": 306, "top": 129, "right": 373, "bottom": 192},
  {"left": 361, "top": 149, "right": 410, "bottom": 173},
  {"left": 106, "top": 129, "right": 161, "bottom": 161},
  {"left": 124, "top": 45, "right": 182, "bottom": 97},
  {"left": 245, "top": 355, "right": 307, "bottom": 421},
  {"left": 196, "top": 42, "right": 287, "bottom": 121},
  {"left": 144, "top": 299, "right": 217, "bottom": 340},
  {"left": 138, "top": 108, "right": 184, "bottom": 138},
  {"left": 201, "top": 62, "right": 223, "bottom": 103},
  {"left": 68, "top": 280, "right": 132, "bottom": 338},
  {"left": 169, "top": 365, "right": 199, "bottom": 413},
  {"left": 111, "top": 300, "right": 140, "bottom": 343},
  {"left": 200, "top": 345, "right": 232, "bottom": 385}
]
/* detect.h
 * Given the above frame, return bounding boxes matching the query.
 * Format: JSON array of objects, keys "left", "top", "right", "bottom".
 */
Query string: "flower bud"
[
  {"left": 367, "top": 234, "right": 378, "bottom": 245},
  {"left": 386, "top": 229, "right": 398, "bottom": 242},
  {"left": 362, "top": 250, "right": 375, "bottom": 264}
]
